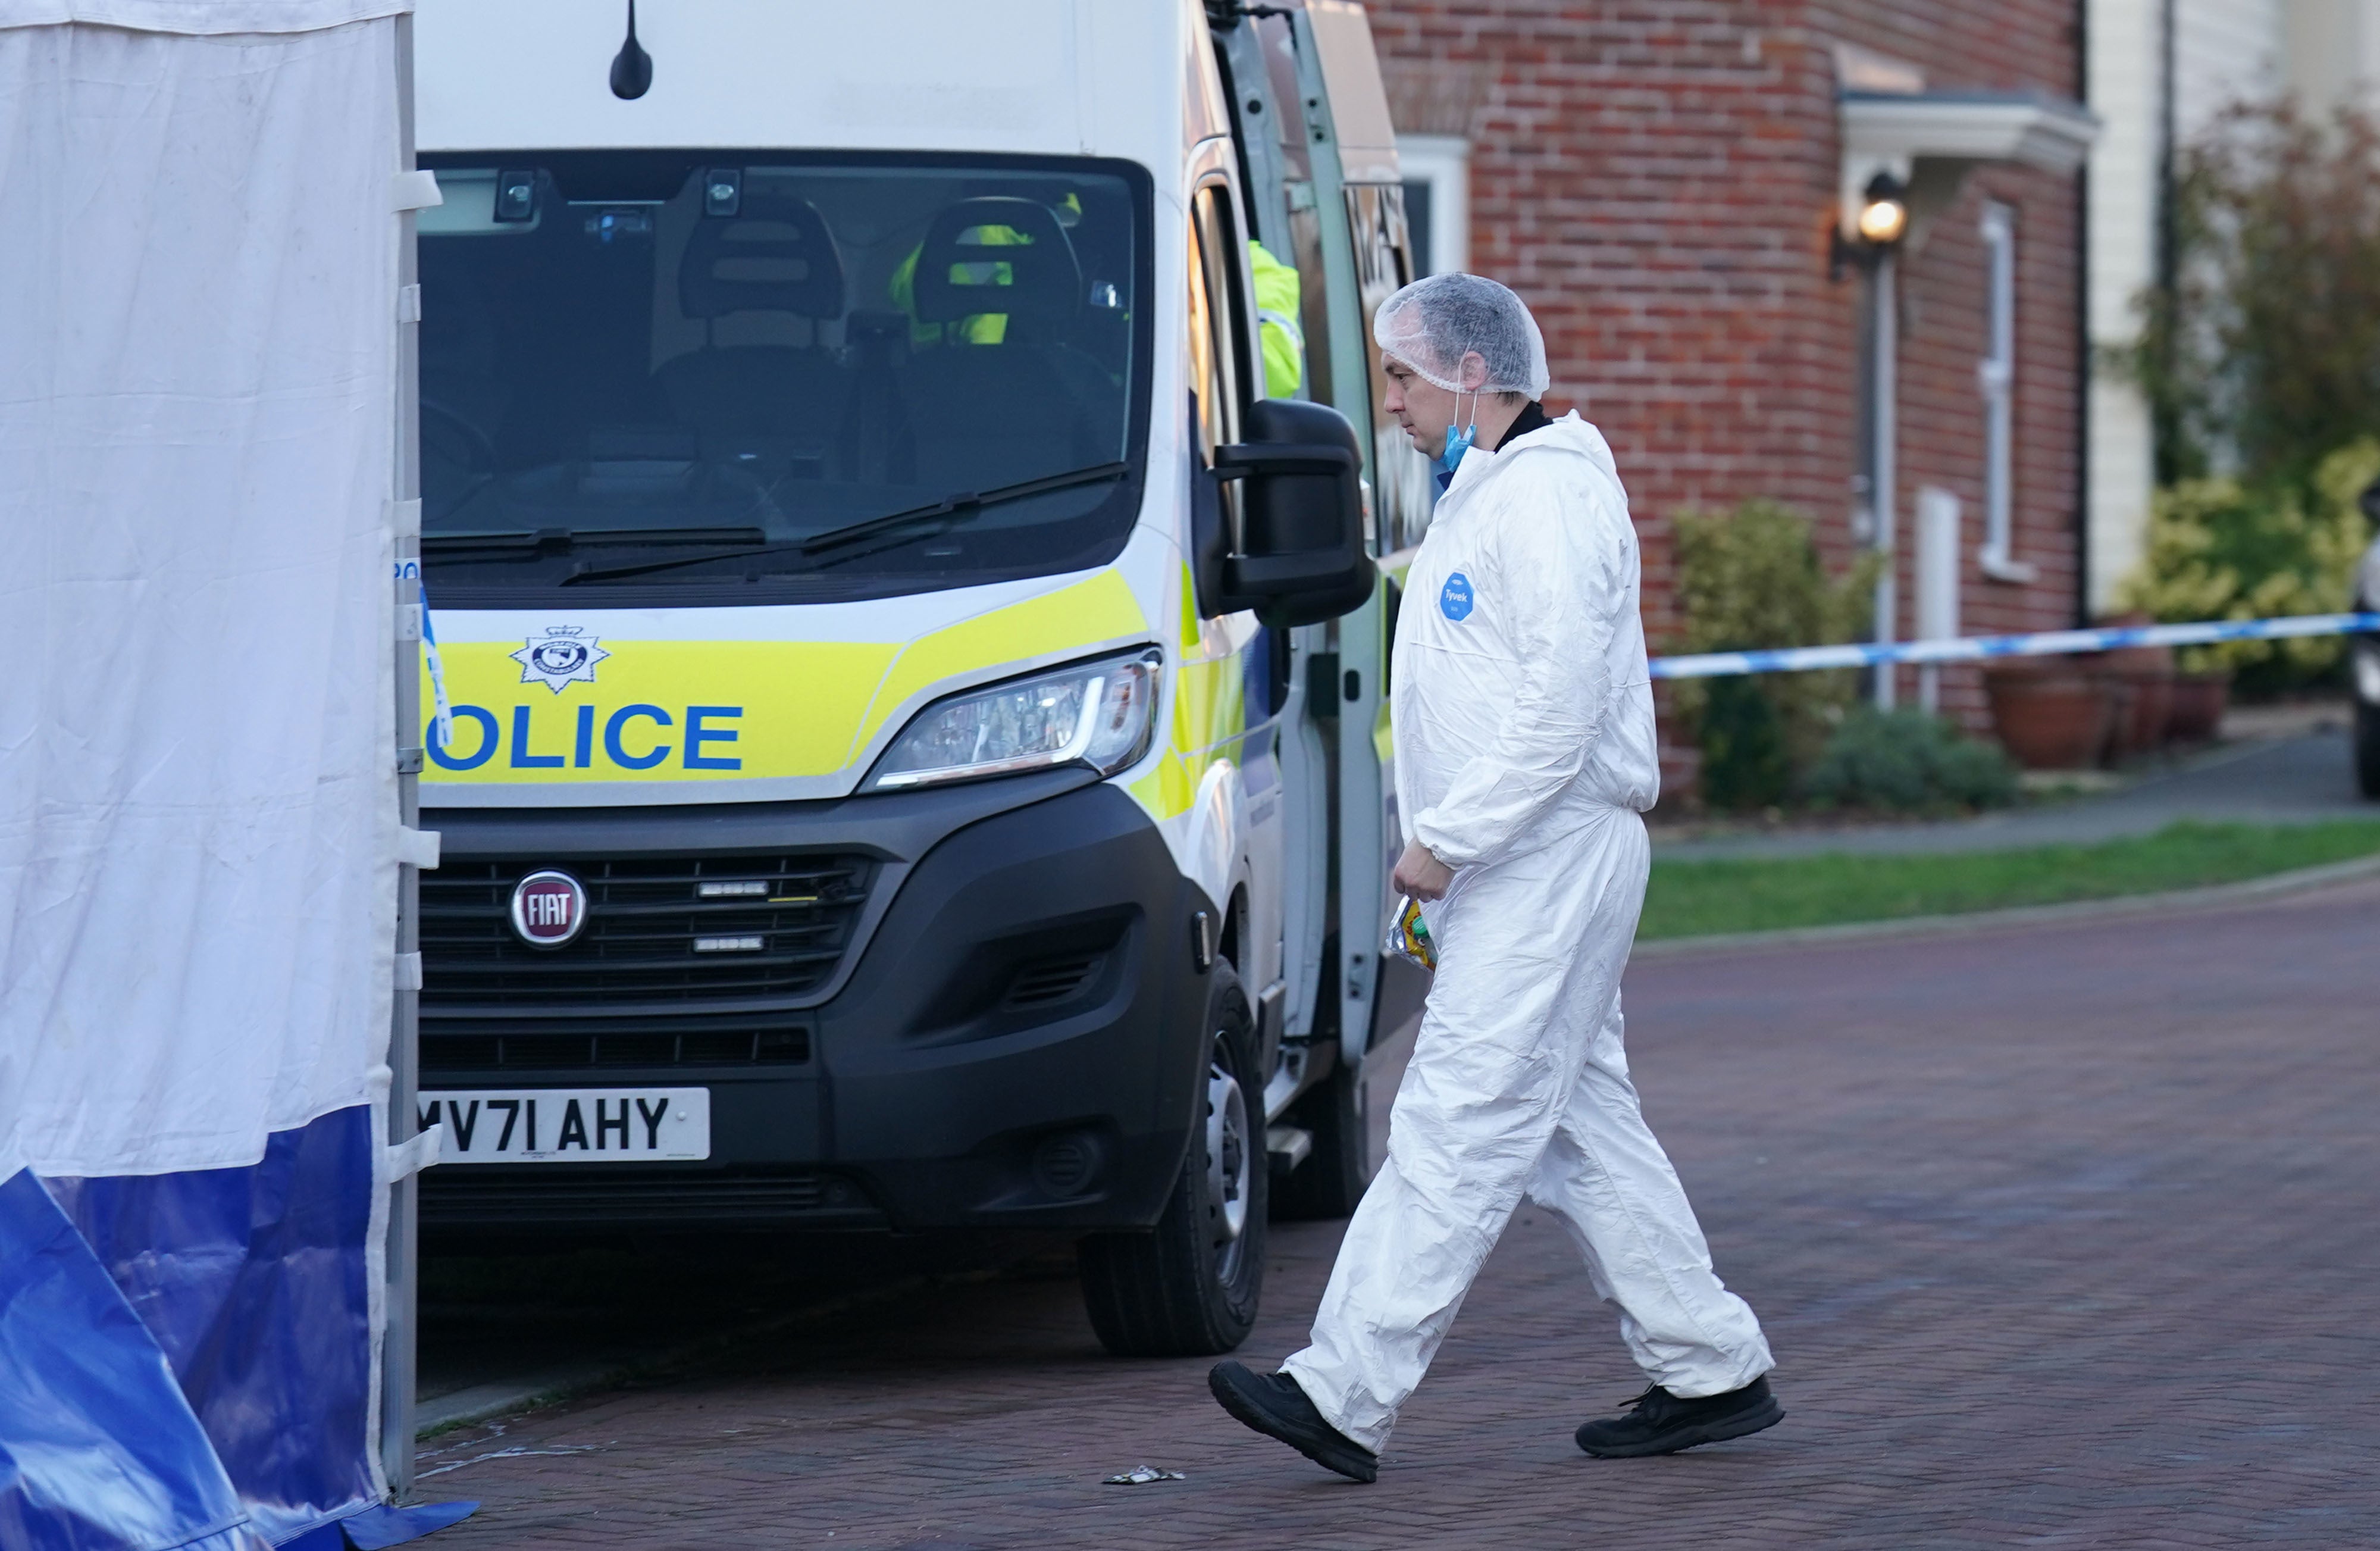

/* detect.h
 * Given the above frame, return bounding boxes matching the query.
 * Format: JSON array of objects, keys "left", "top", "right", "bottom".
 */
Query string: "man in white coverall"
[{"left": 1208, "top": 274, "right": 1780, "bottom": 1482}]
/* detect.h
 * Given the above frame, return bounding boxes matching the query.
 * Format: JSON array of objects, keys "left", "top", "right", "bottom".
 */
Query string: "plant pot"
[
  {"left": 2094, "top": 618, "right": 2179, "bottom": 758},
  {"left": 2097, "top": 677, "right": 2137, "bottom": 766},
  {"left": 1986, "top": 670, "right": 2118, "bottom": 770},
  {"left": 2107, "top": 671, "right": 2175, "bottom": 759},
  {"left": 2165, "top": 672, "right": 2231, "bottom": 742}
]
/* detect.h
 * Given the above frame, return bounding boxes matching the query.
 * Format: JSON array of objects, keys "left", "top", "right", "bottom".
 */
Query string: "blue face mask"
[
  {"left": 1438, "top": 420, "right": 1477, "bottom": 477},
  {"left": 1434, "top": 384, "right": 1480, "bottom": 490}
]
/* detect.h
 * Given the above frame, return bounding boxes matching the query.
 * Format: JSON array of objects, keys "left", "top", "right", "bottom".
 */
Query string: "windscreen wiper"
[
  {"left": 556, "top": 462, "right": 1130, "bottom": 586},
  {"left": 423, "top": 526, "right": 766, "bottom": 564}
]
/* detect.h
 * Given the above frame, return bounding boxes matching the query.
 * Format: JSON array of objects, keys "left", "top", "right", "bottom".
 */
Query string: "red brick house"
[{"left": 1364, "top": 2, "right": 2096, "bottom": 730}]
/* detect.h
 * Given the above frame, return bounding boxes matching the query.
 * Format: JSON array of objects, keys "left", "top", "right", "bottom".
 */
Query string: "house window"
[
  {"left": 1978, "top": 202, "right": 2035, "bottom": 581},
  {"left": 1396, "top": 134, "right": 1468, "bottom": 276}
]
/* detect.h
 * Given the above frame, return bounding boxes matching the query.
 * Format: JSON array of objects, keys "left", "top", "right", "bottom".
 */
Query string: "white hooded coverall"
[{"left": 1280, "top": 411, "right": 1773, "bottom": 1453}]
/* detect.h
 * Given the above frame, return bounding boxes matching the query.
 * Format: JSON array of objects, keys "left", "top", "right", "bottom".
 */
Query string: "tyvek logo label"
[{"left": 1440, "top": 572, "right": 1475, "bottom": 621}]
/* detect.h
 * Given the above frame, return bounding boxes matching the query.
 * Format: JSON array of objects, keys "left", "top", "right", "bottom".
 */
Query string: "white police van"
[{"left": 408, "top": 0, "right": 1436, "bottom": 1354}]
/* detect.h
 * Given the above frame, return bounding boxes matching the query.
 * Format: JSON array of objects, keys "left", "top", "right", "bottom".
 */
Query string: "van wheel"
[
  {"left": 2358, "top": 701, "right": 2380, "bottom": 799},
  {"left": 1270, "top": 1050, "right": 1374, "bottom": 1221},
  {"left": 1079, "top": 961, "right": 1266, "bottom": 1356}
]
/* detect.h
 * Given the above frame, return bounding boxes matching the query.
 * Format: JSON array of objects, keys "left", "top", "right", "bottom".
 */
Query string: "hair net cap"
[{"left": 1373, "top": 272, "right": 1549, "bottom": 398}]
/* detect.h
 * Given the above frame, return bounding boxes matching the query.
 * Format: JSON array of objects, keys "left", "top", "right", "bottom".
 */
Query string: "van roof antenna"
[{"left": 609, "top": 0, "right": 652, "bottom": 100}]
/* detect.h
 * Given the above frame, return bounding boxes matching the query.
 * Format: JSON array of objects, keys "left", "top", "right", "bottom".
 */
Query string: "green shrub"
[
  {"left": 1800, "top": 708, "right": 2019, "bottom": 814},
  {"left": 2115, "top": 439, "right": 2376, "bottom": 689},
  {"left": 1670, "top": 500, "right": 1878, "bottom": 810},
  {"left": 1696, "top": 675, "right": 1793, "bottom": 811}
]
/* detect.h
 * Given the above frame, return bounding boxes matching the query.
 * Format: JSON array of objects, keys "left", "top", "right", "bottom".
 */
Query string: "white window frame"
[
  {"left": 1977, "top": 202, "right": 2036, "bottom": 582},
  {"left": 1396, "top": 133, "right": 1469, "bottom": 277}
]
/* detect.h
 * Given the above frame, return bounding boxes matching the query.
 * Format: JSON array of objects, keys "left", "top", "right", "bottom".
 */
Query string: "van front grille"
[
  {"left": 421, "top": 855, "right": 872, "bottom": 1006},
  {"left": 1005, "top": 953, "right": 1106, "bottom": 1008},
  {"left": 419, "top": 1169, "right": 878, "bottom": 1229},
  {"left": 421, "top": 1025, "right": 809, "bottom": 1071}
]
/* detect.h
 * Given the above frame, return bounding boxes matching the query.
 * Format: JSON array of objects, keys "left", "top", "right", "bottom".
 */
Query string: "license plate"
[{"left": 418, "top": 1088, "right": 710, "bottom": 1162}]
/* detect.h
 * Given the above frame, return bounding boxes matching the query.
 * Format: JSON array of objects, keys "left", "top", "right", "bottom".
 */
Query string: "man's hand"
[{"left": 1393, "top": 840, "right": 1455, "bottom": 901}]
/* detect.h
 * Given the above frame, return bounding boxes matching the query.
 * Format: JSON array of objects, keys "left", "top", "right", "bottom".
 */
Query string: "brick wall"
[
  {"left": 1363, "top": 0, "right": 2086, "bottom": 732},
  {"left": 1892, "top": 160, "right": 2084, "bottom": 725}
]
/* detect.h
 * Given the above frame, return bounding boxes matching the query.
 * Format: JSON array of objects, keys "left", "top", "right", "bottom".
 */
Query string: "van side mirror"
[
  {"left": 2360, "top": 475, "right": 2380, "bottom": 529},
  {"left": 1195, "top": 398, "right": 1376, "bottom": 628}
]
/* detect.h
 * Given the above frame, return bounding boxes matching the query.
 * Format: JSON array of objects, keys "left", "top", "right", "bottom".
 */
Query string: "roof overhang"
[
  {"left": 1837, "top": 89, "right": 2099, "bottom": 237},
  {"left": 1843, "top": 90, "right": 2098, "bottom": 172}
]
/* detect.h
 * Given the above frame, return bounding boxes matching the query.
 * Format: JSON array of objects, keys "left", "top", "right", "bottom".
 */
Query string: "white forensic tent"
[{"left": 0, "top": 3, "right": 458, "bottom": 1544}]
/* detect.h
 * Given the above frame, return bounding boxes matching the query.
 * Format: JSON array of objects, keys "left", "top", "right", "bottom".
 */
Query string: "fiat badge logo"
[{"left": 510, "top": 870, "right": 588, "bottom": 948}]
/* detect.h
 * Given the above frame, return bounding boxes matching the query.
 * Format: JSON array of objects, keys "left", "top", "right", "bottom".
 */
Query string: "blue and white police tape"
[
  {"left": 1649, "top": 611, "right": 2380, "bottom": 681},
  {"left": 419, "top": 583, "right": 455, "bottom": 748}
]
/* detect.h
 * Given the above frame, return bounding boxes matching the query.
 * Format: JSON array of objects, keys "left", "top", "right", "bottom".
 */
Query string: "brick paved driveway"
[{"left": 416, "top": 881, "right": 2380, "bottom": 1549}]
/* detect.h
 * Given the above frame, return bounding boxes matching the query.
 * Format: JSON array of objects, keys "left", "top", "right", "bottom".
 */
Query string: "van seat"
[
  {"left": 657, "top": 347, "right": 850, "bottom": 450},
  {"left": 663, "top": 194, "right": 851, "bottom": 455},
  {"left": 897, "top": 346, "right": 1101, "bottom": 493}
]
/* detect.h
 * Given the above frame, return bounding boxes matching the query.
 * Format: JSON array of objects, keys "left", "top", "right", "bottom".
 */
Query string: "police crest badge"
[{"left": 511, "top": 624, "right": 610, "bottom": 693}]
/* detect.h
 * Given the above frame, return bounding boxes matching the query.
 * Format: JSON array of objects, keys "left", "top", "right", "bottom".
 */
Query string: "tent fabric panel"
[
  {"left": 0, "top": 1167, "right": 271, "bottom": 1551},
  {"left": 0, "top": 12, "right": 400, "bottom": 1183},
  {"left": 0, "top": 2, "right": 408, "bottom": 35},
  {"left": 0, "top": 11, "right": 412, "bottom": 1545},
  {"left": 47, "top": 1105, "right": 380, "bottom": 1548}
]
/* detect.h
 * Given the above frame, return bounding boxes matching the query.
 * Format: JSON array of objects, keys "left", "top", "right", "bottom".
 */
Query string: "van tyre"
[
  {"left": 1270, "top": 1050, "right": 1373, "bottom": 1220},
  {"left": 2357, "top": 699, "right": 2380, "bottom": 799},
  {"left": 1080, "top": 961, "right": 1266, "bottom": 1356}
]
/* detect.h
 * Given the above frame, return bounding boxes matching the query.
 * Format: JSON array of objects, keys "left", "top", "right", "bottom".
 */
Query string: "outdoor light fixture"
[
  {"left": 1833, "top": 172, "right": 1909, "bottom": 277},
  {"left": 1855, "top": 174, "right": 1910, "bottom": 245}
]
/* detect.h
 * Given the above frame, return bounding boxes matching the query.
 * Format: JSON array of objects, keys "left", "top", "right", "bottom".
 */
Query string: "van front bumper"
[{"left": 417, "top": 771, "right": 1213, "bottom": 1237}]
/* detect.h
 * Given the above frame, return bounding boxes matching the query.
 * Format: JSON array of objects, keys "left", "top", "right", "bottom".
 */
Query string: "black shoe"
[
  {"left": 1208, "top": 1361, "right": 1379, "bottom": 1483},
  {"left": 1574, "top": 1375, "right": 1784, "bottom": 1458}
]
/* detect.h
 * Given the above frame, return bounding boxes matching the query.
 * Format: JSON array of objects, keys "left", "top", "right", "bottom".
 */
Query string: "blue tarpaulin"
[
  {"left": 46, "top": 1109, "right": 381, "bottom": 1546},
  {"left": 0, "top": 1169, "right": 264, "bottom": 1551}
]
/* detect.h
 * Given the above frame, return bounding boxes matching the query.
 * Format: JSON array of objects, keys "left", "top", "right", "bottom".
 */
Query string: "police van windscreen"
[{"left": 417, "top": 153, "right": 1148, "bottom": 601}]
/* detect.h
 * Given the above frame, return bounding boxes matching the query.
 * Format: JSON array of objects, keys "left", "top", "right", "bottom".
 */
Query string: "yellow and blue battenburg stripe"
[{"left": 417, "top": 568, "right": 1152, "bottom": 792}]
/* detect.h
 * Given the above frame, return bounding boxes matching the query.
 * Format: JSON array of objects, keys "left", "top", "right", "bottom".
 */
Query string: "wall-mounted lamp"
[
  {"left": 1855, "top": 174, "right": 1909, "bottom": 245},
  {"left": 1833, "top": 173, "right": 1909, "bottom": 277}
]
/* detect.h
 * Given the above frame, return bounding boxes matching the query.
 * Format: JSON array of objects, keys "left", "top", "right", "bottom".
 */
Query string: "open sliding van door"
[
  {"left": 1208, "top": 5, "right": 1330, "bottom": 1173},
  {"left": 1215, "top": 0, "right": 1423, "bottom": 1215}
]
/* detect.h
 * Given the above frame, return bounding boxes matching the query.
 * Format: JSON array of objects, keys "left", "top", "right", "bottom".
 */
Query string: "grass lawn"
[{"left": 1639, "top": 820, "right": 2380, "bottom": 941}]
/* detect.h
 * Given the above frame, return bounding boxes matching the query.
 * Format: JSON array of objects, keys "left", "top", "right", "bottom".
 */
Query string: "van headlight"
[{"left": 867, "top": 649, "right": 1163, "bottom": 790}]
